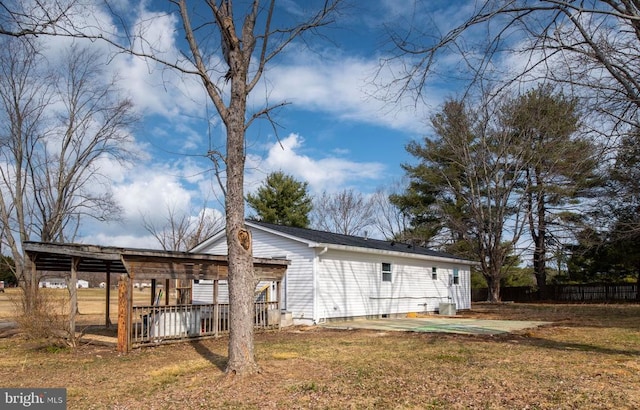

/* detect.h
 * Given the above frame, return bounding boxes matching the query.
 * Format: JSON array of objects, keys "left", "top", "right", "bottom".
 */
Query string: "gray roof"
[{"left": 248, "top": 221, "right": 470, "bottom": 262}]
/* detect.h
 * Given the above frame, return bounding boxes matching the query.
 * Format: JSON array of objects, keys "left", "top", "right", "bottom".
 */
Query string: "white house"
[
  {"left": 191, "top": 221, "right": 476, "bottom": 326},
  {"left": 39, "top": 278, "right": 89, "bottom": 289}
]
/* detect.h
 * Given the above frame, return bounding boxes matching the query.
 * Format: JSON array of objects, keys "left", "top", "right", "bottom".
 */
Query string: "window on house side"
[
  {"left": 382, "top": 262, "right": 392, "bottom": 282},
  {"left": 453, "top": 268, "right": 460, "bottom": 285},
  {"left": 432, "top": 267, "right": 437, "bottom": 280}
]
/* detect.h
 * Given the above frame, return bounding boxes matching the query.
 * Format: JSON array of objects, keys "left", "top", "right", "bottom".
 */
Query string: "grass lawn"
[{"left": 0, "top": 290, "right": 639, "bottom": 409}]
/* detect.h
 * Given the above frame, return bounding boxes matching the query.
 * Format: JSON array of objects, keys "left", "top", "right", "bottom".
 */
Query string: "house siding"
[
  {"left": 444, "top": 266, "right": 471, "bottom": 310},
  {"left": 204, "top": 239, "right": 227, "bottom": 255},
  {"left": 250, "top": 228, "right": 316, "bottom": 324},
  {"left": 316, "top": 249, "right": 470, "bottom": 320},
  {"left": 193, "top": 223, "right": 473, "bottom": 324},
  {"left": 192, "top": 279, "right": 277, "bottom": 304},
  {"left": 192, "top": 280, "right": 229, "bottom": 304}
]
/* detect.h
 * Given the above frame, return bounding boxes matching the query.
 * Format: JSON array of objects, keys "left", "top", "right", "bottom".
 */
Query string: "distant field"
[
  {"left": 0, "top": 287, "right": 156, "bottom": 322},
  {"left": 0, "top": 301, "right": 639, "bottom": 409}
]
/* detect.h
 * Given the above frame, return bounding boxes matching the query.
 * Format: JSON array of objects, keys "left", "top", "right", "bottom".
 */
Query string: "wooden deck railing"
[{"left": 131, "top": 301, "right": 280, "bottom": 347}]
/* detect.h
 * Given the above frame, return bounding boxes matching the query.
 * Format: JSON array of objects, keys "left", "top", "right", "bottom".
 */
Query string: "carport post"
[
  {"left": 213, "top": 279, "right": 219, "bottom": 337},
  {"left": 151, "top": 279, "right": 156, "bottom": 305},
  {"left": 165, "top": 279, "right": 170, "bottom": 305},
  {"left": 117, "top": 274, "right": 131, "bottom": 353},
  {"left": 276, "top": 280, "right": 282, "bottom": 329},
  {"left": 69, "top": 257, "right": 79, "bottom": 344},
  {"left": 105, "top": 262, "right": 111, "bottom": 328}
]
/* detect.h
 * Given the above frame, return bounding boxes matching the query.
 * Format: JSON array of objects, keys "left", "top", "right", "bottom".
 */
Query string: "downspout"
[{"left": 313, "top": 246, "right": 328, "bottom": 324}]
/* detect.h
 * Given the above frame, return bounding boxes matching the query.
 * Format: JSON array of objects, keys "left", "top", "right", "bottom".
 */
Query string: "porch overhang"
[{"left": 23, "top": 241, "right": 289, "bottom": 281}]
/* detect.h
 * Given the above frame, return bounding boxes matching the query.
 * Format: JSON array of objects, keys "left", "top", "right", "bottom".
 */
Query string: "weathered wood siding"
[{"left": 316, "top": 249, "right": 471, "bottom": 320}]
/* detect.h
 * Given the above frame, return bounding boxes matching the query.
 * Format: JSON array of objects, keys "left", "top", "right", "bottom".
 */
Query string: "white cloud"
[
  {"left": 81, "top": 232, "right": 161, "bottom": 249},
  {"left": 260, "top": 47, "right": 437, "bottom": 134},
  {"left": 78, "top": 157, "right": 224, "bottom": 247},
  {"left": 113, "top": 169, "right": 192, "bottom": 222},
  {"left": 246, "top": 133, "right": 385, "bottom": 194}
]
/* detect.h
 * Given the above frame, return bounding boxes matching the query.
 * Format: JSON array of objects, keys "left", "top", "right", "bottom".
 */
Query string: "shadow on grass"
[
  {"left": 190, "top": 340, "right": 227, "bottom": 371},
  {"left": 469, "top": 302, "right": 640, "bottom": 330},
  {"left": 516, "top": 335, "right": 640, "bottom": 357},
  {"left": 404, "top": 329, "right": 640, "bottom": 358}
]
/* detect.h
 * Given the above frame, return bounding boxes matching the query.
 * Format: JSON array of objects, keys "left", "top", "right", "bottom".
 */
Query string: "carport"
[{"left": 23, "top": 242, "right": 289, "bottom": 352}]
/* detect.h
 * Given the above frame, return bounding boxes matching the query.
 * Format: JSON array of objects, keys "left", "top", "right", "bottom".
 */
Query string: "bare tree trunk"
[
  {"left": 224, "top": 79, "right": 258, "bottom": 374},
  {"left": 21, "top": 255, "right": 38, "bottom": 314},
  {"left": 226, "top": 220, "right": 256, "bottom": 374},
  {"left": 531, "top": 180, "right": 548, "bottom": 299},
  {"left": 485, "top": 275, "right": 501, "bottom": 303},
  {"left": 533, "top": 230, "right": 547, "bottom": 298},
  {"left": 533, "top": 245, "right": 547, "bottom": 298},
  {"left": 68, "top": 257, "right": 78, "bottom": 347}
]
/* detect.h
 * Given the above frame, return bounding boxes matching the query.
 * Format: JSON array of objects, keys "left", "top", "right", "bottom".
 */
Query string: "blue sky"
[{"left": 41, "top": 0, "right": 475, "bottom": 248}]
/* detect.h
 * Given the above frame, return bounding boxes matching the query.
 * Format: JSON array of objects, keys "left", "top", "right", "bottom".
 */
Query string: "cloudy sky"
[{"left": 33, "top": 0, "right": 481, "bottom": 248}]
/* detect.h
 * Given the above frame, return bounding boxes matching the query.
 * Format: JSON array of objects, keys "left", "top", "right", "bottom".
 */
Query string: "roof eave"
[
  {"left": 310, "top": 242, "right": 478, "bottom": 266},
  {"left": 190, "top": 228, "right": 226, "bottom": 252},
  {"left": 246, "top": 221, "right": 316, "bottom": 246}
]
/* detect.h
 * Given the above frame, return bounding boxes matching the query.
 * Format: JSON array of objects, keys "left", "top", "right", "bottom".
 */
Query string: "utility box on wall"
[{"left": 438, "top": 302, "right": 456, "bottom": 316}]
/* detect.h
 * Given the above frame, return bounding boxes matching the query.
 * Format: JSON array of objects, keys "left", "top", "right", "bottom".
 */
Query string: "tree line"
[
  {"left": 378, "top": 1, "right": 640, "bottom": 301},
  {"left": 245, "top": 170, "right": 399, "bottom": 237}
]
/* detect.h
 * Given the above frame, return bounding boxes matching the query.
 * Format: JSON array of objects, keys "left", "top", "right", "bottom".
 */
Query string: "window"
[
  {"left": 382, "top": 262, "right": 392, "bottom": 282},
  {"left": 453, "top": 268, "right": 460, "bottom": 285},
  {"left": 431, "top": 267, "right": 437, "bottom": 280}
]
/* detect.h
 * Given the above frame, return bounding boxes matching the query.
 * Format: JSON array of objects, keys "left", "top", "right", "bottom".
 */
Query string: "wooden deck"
[
  {"left": 131, "top": 301, "right": 280, "bottom": 347},
  {"left": 78, "top": 300, "right": 282, "bottom": 349}
]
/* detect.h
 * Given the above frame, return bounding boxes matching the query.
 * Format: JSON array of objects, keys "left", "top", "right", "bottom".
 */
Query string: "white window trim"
[
  {"left": 382, "top": 262, "right": 392, "bottom": 282},
  {"left": 453, "top": 268, "right": 460, "bottom": 285}
]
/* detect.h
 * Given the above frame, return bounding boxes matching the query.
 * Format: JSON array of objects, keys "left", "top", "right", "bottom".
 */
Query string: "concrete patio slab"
[{"left": 321, "top": 317, "right": 551, "bottom": 335}]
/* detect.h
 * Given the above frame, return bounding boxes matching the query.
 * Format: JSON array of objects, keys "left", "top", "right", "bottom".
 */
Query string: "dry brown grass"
[{"left": 0, "top": 297, "right": 639, "bottom": 409}]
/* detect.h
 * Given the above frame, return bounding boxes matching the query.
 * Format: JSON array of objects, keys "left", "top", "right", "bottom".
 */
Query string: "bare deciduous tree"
[
  {"left": 0, "top": 0, "right": 79, "bottom": 37},
  {"left": 370, "top": 183, "right": 412, "bottom": 241},
  {"left": 400, "top": 97, "right": 529, "bottom": 301},
  {"left": 312, "top": 189, "right": 375, "bottom": 236},
  {"left": 110, "top": 0, "right": 341, "bottom": 375},
  {"left": 0, "top": 37, "right": 51, "bottom": 314},
  {"left": 170, "top": 1, "right": 342, "bottom": 375},
  {"left": 382, "top": 1, "right": 640, "bottom": 133},
  {"left": 0, "top": 37, "right": 136, "bottom": 315},
  {"left": 142, "top": 204, "right": 224, "bottom": 252}
]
